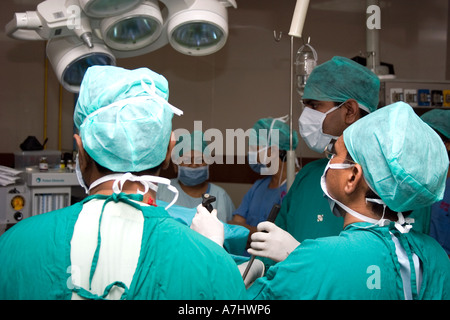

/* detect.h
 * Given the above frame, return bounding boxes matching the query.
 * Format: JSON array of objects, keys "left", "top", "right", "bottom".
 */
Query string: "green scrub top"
[
  {"left": 275, "top": 158, "right": 344, "bottom": 242},
  {"left": 409, "top": 206, "right": 431, "bottom": 234},
  {"left": 247, "top": 223, "right": 450, "bottom": 300},
  {"left": 0, "top": 194, "right": 247, "bottom": 300}
]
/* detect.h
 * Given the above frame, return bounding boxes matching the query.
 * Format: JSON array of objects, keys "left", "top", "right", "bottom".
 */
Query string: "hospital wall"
[{"left": 1, "top": 0, "right": 449, "bottom": 207}]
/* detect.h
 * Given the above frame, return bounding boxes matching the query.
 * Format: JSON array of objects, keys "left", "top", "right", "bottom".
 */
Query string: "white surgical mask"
[
  {"left": 320, "top": 161, "right": 367, "bottom": 218},
  {"left": 298, "top": 103, "right": 343, "bottom": 153},
  {"left": 320, "top": 160, "right": 414, "bottom": 232},
  {"left": 75, "top": 153, "right": 89, "bottom": 194}
]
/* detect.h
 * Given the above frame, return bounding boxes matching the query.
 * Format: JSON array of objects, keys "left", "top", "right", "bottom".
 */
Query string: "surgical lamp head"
[
  {"left": 5, "top": 0, "right": 238, "bottom": 91},
  {"left": 100, "top": 0, "right": 163, "bottom": 51},
  {"left": 79, "top": 0, "right": 143, "bottom": 18},
  {"left": 46, "top": 35, "right": 116, "bottom": 93},
  {"left": 165, "top": 0, "right": 236, "bottom": 56}
]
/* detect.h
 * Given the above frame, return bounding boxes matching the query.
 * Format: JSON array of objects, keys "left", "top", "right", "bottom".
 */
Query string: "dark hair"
[
  {"left": 94, "top": 161, "right": 163, "bottom": 176},
  {"left": 359, "top": 108, "right": 369, "bottom": 118},
  {"left": 279, "top": 150, "right": 287, "bottom": 162},
  {"left": 365, "top": 188, "right": 412, "bottom": 219}
]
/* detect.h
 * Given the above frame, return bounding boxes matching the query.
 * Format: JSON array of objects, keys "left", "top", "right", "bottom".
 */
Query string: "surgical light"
[
  {"left": 5, "top": 0, "right": 237, "bottom": 92},
  {"left": 78, "top": 0, "right": 143, "bottom": 18},
  {"left": 170, "top": 22, "right": 224, "bottom": 54},
  {"left": 100, "top": 0, "right": 163, "bottom": 51},
  {"left": 166, "top": 0, "right": 236, "bottom": 56},
  {"left": 5, "top": 0, "right": 94, "bottom": 47},
  {"left": 46, "top": 35, "right": 116, "bottom": 93}
]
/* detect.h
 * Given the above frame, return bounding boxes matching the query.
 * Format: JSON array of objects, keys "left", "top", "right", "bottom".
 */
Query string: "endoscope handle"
[
  {"left": 242, "top": 204, "right": 281, "bottom": 282},
  {"left": 266, "top": 204, "right": 281, "bottom": 223},
  {"left": 201, "top": 193, "right": 216, "bottom": 213}
]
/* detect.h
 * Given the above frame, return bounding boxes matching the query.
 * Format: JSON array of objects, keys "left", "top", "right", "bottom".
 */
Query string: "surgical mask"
[
  {"left": 320, "top": 161, "right": 359, "bottom": 218},
  {"left": 177, "top": 165, "right": 209, "bottom": 186},
  {"left": 75, "top": 153, "right": 89, "bottom": 194},
  {"left": 247, "top": 145, "right": 272, "bottom": 174},
  {"left": 298, "top": 103, "right": 343, "bottom": 153},
  {"left": 248, "top": 152, "right": 266, "bottom": 174},
  {"left": 88, "top": 172, "right": 179, "bottom": 210},
  {"left": 320, "top": 160, "right": 413, "bottom": 233}
]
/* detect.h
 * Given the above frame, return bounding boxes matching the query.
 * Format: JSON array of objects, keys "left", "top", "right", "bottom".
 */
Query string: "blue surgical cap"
[
  {"left": 251, "top": 117, "right": 299, "bottom": 151},
  {"left": 74, "top": 66, "right": 174, "bottom": 172},
  {"left": 421, "top": 109, "right": 450, "bottom": 139},
  {"left": 303, "top": 56, "right": 380, "bottom": 113},
  {"left": 343, "top": 102, "right": 449, "bottom": 212}
]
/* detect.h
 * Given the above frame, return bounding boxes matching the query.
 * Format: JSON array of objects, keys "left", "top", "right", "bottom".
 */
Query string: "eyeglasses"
[
  {"left": 324, "top": 139, "right": 357, "bottom": 165},
  {"left": 324, "top": 139, "right": 337, "bottom": 160}
]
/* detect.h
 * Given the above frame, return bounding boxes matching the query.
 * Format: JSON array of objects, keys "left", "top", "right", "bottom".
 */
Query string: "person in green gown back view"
[{"left": 0, "top": 66, "right": 246, "bottom": 300}]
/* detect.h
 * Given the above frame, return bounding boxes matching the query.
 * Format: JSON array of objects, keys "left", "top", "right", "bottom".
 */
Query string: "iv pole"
[{"left": 286, "top": 0, "right": 310, "bottom": 191}]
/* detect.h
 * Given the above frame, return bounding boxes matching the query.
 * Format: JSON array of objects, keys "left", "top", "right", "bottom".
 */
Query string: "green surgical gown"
[
  {"left": 247, "top": 222, "right": 450, "bottom": 300},
  {"left": 276, "top": 158, "right": 344, "bottom": 242},
  {"left": 0, "top": 194, "right": 246, "bottom": 300}
]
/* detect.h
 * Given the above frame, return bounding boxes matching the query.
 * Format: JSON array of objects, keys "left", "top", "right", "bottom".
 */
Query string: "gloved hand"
[
  {"left": 247, "top": 221, "right": 300, "bottom": 262},
  {"left": 238, "top": 259, "right": 265, "bottom": 289},
  {"left": 191, "top": 204, "right": 224, "bottom": 247}
]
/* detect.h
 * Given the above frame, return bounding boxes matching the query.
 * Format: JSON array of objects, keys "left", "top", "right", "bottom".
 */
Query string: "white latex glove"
[
  {"left": 238, "top": 259, "right": 265, "bottom": 289},
  {"left": 190, "top": 204, "right": 224, "bottom": 247},
  {"left": 247, "top": 221, "right": 300, "bottom": 262}
]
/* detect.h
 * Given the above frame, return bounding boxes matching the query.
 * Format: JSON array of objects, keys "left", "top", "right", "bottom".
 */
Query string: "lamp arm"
[{"left": 5, "top": 12, "right": 44, "bottom": 40}]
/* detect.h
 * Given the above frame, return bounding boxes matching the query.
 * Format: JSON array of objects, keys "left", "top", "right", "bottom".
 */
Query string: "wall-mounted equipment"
[
  {"left": 0, "top": 184, "right": 31, "bottom": 228},
  {"left": 380, "top": 79, "right": 450, "bottom": 110}
]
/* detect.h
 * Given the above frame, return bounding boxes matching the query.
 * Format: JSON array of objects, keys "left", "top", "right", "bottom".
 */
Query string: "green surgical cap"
[
  {"left": 74, "top": 65, "right": 174, "bottom": 172},
  {"left": 251, "top": 117, "right": 299, "bottom": 150},
  {"left": 175, "top": 131, "right": 209, "bottom": 157},
  {"left": 421, "top": 109, "right": 450, "bottom": 139},
  {"left": 343, "top": 102, "right": 449, "bottom": 212},
  {"left": 303, "top": 56, "right": 380, "bottom": 113}
]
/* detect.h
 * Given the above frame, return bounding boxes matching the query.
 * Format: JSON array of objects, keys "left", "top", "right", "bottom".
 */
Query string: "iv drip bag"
[{"left": 295, "top": 42, "right": 317, "bottom": 97}]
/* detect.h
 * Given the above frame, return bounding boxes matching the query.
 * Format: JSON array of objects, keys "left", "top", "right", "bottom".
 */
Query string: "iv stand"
[
  {"left": 286, "top": 35, "right": 296, "bottom": 191},
  {"left": 272, "top": 31, "right": 299, "bottom": 192},
  {"left": 275, "top": 0, "right": 310, "bottom": 191}
]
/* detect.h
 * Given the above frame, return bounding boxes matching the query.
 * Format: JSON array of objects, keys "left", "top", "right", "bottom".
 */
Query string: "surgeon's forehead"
[{"left": 180, "top": 150, "right": 203, "bottom": 157}]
